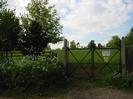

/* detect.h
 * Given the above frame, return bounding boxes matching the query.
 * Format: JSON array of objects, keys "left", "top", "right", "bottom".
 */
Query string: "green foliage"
[
  {"left": 0, "top": 9, "right": 21, "bottom": 57},
  {"left": 25, "top": 0, "right": 63, "bottom": 43},
  {"left": 111, "top": 75, "right": 133, "bottom": 88},
  {"left": 97, "top": 43, "right": 104, "bottom": 48},
  {"left": 106, "top": 35, "right": 120, "bottom": 48},
  {"left": 0, "top": 0, "right": 7, "bottom": 9},
  {"left": 124, "top": 26, "right": 133, "bottom": 46},
  {"left": 87, "top": 40, "right": 96, "bottom": 48},
  {"left": 0, "top": 56, "right": 66, "bottom": 91},
  {"left": 70, "top": 40, "right": 77, "bottom": 49},
  {"left": 19, "top": 20, "right": 48, "bottom": 56}
]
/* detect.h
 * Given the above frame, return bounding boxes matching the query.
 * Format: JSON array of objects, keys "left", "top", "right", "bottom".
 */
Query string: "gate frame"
[{"left": 63, "top": 38, "right": 126, "bottom": 78}]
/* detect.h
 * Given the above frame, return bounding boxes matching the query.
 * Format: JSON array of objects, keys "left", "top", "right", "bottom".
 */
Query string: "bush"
[
  {"left": 111, "top": 75, "right": 133, "bottom": 88},
  {"left": 0, "top": 56, "right": 66, "bottom": 92}
]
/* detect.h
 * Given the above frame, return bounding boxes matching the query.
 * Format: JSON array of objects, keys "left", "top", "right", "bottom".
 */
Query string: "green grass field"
[{"left": 54, "top": 49, "right": 120, "bottom": 65}]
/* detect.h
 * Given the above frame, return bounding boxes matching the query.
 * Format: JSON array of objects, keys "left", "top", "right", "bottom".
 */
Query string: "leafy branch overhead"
[
  {"left": 24, "top": 0, "right": 63, "bottom": 43},
  {"left": 0, "top": 0, "right": 7, "bottom": 9}
]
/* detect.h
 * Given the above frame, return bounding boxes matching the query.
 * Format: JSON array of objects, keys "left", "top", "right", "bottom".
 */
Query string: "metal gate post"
[
  {"left": 90, "top": 40, "right": 95, "bottom": 78},
  {"left": 121, "top": 37, "right": 126, "bottom": 76},
  {"left": 119, "top": 39, "right": 122, "bottom": 76},
  {"left": 64, "top": 39, "right": 69, "bottom": 77}
]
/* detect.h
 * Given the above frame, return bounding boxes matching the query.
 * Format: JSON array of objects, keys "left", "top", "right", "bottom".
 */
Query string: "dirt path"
[
  {"left": 41, "top": 87, "right": 133, "bottom": 99},
  {"left": 0, "top": 87, "right": 133, "bottom": 99}
]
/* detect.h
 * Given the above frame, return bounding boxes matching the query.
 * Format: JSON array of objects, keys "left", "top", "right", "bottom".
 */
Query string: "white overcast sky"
[{"left": 7, "top": 0, "right": 133, "bottom": 48}]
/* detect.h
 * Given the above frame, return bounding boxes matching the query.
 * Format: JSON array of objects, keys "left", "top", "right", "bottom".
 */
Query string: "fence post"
[
  {"left": 64, "top": 39, "right": 69, "bottom": 76},
  {"left": 90, "top": 40, "right": 95, "bottom": 79},
  {"left": 121, "top": 37, "right": 126, "bottom": 75}
]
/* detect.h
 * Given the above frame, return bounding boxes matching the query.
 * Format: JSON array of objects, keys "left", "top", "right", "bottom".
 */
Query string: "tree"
[
  {"left": 106, "top": 35, "right": 120, "bottom": 48},
  {"left": 87, "top": 40, "right": 96, "bottom": 48},
  {"left": 19, "top": 20, "right": 48, "bottom": 56},
  {"left": 0, "top": 9, "right": 21, "bottom": 58},
  {"left": 76, "top": 42, "right": 80, "bottom": 48},
  {"left": 0, "top": 0, "right": 7, "bottom": 9},
  {"left": 124, "top": 26, "right": 133, "bottom": 46},
  {"left": 25, "top": 0, "right": 62, "bottom": 43},
  {"left": 98, "top": 43, "right": 103, "bottom": 48},
  {"left": 70, "top": 40, "right": 76, "bottom": 49}
]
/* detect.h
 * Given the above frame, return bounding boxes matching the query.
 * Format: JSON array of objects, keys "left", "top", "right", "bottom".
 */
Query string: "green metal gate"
[{"left": 66, "top": 47, "right": 121, "bottom": 79}]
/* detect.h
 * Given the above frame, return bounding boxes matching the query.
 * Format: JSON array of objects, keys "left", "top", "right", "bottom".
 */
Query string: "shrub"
[
  {"left": 111, "top": 75, "right": 133, "bottom": 88},
  {"left": 0, "top": 56, "right": 66, "bottom": 92}
]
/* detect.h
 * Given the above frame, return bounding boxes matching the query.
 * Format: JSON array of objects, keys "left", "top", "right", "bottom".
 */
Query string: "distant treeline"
[{"left": 69, "top": 26, "right": 133, "bottom": 49}]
